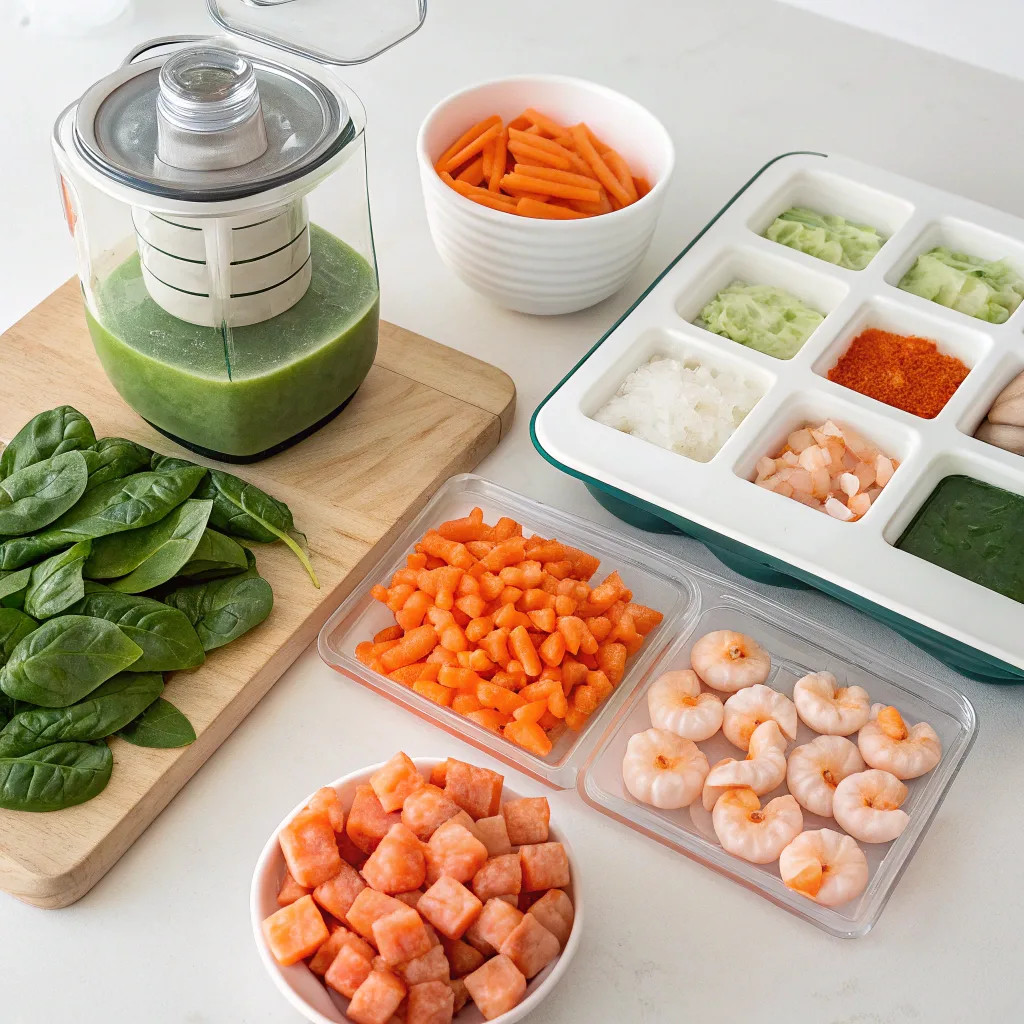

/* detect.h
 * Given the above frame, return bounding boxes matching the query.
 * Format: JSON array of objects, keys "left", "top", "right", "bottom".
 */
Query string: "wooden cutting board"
[{"left": 0, "top": 279, "right": 516, "bottom": 909}]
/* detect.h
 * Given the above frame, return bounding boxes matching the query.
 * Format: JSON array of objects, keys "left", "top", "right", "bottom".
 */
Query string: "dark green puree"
[
  {"left": 86, "top": 225, "right": 379, "bottom": 458},
  {"left": 897, "top": 475, "right": 1024, "bottom": 604}
]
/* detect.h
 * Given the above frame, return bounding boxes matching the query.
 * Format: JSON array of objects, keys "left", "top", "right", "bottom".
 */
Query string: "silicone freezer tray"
[
  {"left": 531, "top": 152, "right": 1024, "bottom": 683},
  {"left": 318, "top": 474, "right": 976, "bottom": 935}
]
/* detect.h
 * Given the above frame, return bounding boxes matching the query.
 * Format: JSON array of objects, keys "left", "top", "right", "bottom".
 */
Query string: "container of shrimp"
[
  {"left": 318, "top": 474, "right": 700, "bottom": 789},
  {"left": 576, "top": 576, "right": 977, "bottom": 938},
  {"left": 531, "top": 151, "right": 1024, "bottom": 684}
]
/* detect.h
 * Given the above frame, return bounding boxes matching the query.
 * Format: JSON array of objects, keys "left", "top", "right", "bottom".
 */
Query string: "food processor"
[{"left": 52, "top": 1, "right": 426, "bottom": 462}]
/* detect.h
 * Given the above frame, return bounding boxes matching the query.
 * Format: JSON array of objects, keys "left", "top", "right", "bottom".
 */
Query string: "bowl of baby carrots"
[{"left": 417, "top": 75, "right": 675, "bottom": 315}]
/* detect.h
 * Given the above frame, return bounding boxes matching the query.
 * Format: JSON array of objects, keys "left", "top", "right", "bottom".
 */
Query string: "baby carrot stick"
[
  {"left": 507, "top": 114, "right": 531, "bottom": 131},
  {"left": 441, "top": 121, "right": 503, "bottom": 174},
  {"left": 434, "top": 115, "right": 501, "bottom": 171},
  {"left": 570, "top": 124, "right": 632, "bottom": 207},
  {"left": 522, "top": 107, "right": 570, "bottom": 138},
  {"left": 456, "top": 156, "right": 486, "bottom": 187},
  {"left": 604, "top": 149, "right": 638, "bottom": 203},
  {"left": 501, "top": 173, "right": 600, "bottom": 202},
  {"left": 518, "top": 198, "right": 589, "bottom": 219},
  {"left": 508, "top": 128, "right": 574, "bottom": 159},
  {"left": 513, "top": 164, "right": 602, "bottom": 189},
  {"left": 634, "top": 175, "right": 651, "bottom": 198},
  {"left": 488, "top": 128, "right": 508, "bottom": 192},
  {"left": 481, "top": 139, "right": 495, "bottom": 180},
  {"left": 507, "top": 141, "right": 571, "bottom": 170},
  {"left": 583, "top": 124, "right": 611, "bottom": 155},
  {"left": 501, "top": 187, "right": 551, "bottom": 202},
  {"left": 566, "top": 196, "right": 606, "bottom": 215}
]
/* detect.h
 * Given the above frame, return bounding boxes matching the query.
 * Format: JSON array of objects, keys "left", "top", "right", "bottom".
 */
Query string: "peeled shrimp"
[
  {"left": 832, "top": 769, "right": 909, "bottom": 843},
  {"left": 858, "top": 705, "right": 941, "bottom": 780},
  {"left": 704, "top": 720, "right": 788, "bottom": 796},
  {"left": 722, "top": 683, "right": 798, "bottom": 750},
  {"left": 622, "top": 728, "right": 710, "bottom": 810},
  {"left": 647, "top": 670, "right": 724, "bottom": 742},
  {"left": 713, "top": 789, "right": 803, "bottom": 864},
  {"left": 779, "top": 829, "right": 869, "bottom": 906},
  {"left": 793, "top": 671, "right": 870, "bottom": 736},
  {"left": 701, "top": 757, "right": 741, "bottom": 812},
  {"left": 786, "top": 735, "right": 866, "bottom": 817},
  {"left": 690, "top": 630, "right": 771, "bottom": 693}
]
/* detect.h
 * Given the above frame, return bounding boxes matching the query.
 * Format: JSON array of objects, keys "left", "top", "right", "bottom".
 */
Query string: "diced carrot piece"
[
  {"left": 553, "top": 594, "right": 576, "bottom": 617},
  {"left": 527, "top": 608, "right": 556, "bottom": 633},
  {"left": 401, "top": 784, "right": 460, "bottom": 841},
  {"left": 313, "top": 860, "right": 367, "bottom": 924},
  {"left": 388, "top": 663, "right": 425, "bottom": 686},
  {"left": 527, "top": 889, "right": 574, "bottom": 950},
  {"left": 437, "top": 508, "right": 489, "bottom": 542},
  {"left": 374, "top": 625, "right": 404, "bottom": 645},
  {"left": 418, "top": 662, "right": 442, "bottom": 683},
  {"left": 498, "top": 586, "right": 523, "bottom": 606},
  {"left": 414, "top": 679, "right": 453, "bottom": 706},
  {"left": 456, "top": 574, "right": 480, "bottom": 598},
  {"left": 381, "top": 625, "right": 438, "bottom": 672},
  {"left": 587, "top": 669, "right": 614, "bottom": 701},
  {"left": 418, "top": 876, "right": 483, "bottom": 940},
  {"left": 407, "top": 552, "right": 428, "bottom": 570},
  {"left": 279, "top": 808, "right": 342, "bottom": 888},
  {"left": 508, "top": 625, "right": 542, "bottom": 677},
  {"left": 347, "top": 967, "right": 408, "bottom": 1024},
  {"left": 452, "top": 693, "right": 483, "bottom": 715},
  {"left": 499, "top": 565, "right": 525, "bottom": 588},
  {"left": 465, "top": 616, "right": 494, "bottom": 643},
  {"left": 425, "top": 645, "right": 458, "bottom": 667},
  {"left": 480, "top": 538, "right": 527, "bottom": 573},
  {"left": 406, "top": 979, "right": 456, "bottom": 1024},
  {"left": 571, "top": 684, "right": 601, "bottom": 716},
  {"left": 517, "top": 678, "right": 558, "bottom": 703},
  {"left": 426, "top": 819, "right": 490, "bottom": 884},
  {"left": 564, "top": 706, "right": 589, "bottom": 731},
  {"left": 512, "top": 699, "right": 548, "bottom": 725},
  {"left": 503, "top": 719, "right": 553, "bottom": 757},
  {"left": 520, "top": 842, "right": 570, "bottom": 891},
  {"left": 464, "top": 954, "right": 527, "bottom": 1021},
  {"left": 477, "top": 681, "right": 527, "bottom": 716},
  {"left": 493, "top": 604, "right": 532, "bottom": 630},
  {"left": 372, "top": 639, "right": 402, "bottom": 660},
  {"left": 396, "top": 943, "right": 451, "bottom": 986},
  {"left": 347, "top": 785, "right": 402, "bottom": 855},
  {"left": 467, "top": 649, "right": 496, "bottom": 675},
  {"left": 438, "top": 621, "right": 469, "bottom": 653},
  {"left": 325, "top": 941, "right": 374, "bottom": 998},
  {"left": 596, "top": 642, "right": 627, "bottom": 685},
  {"left": 396, "top": 590, "right": 433, "bottom": 632},
  {"left": 444, "top": 759, "right": 504, "bottom": 819},
  {"left": 519, "top": 589, "right": 552, "bottom": 613},
  {"left": 434, "top": 665, "right": 477, "bottom": 689},
  {"left": 547, "top": 689, "right": 568, "bottom": 718},
  {"left": 538, "top": 631, "right": 566, "bottom": 667},
  {"left": 478, "top": 572, "right": 505, "bottom": 601},
  {"left": 385, "top": 584, "right": 415, "bottom": 612},
  {"left": 371, "top": 584, "right": 389, "bottom": 603},
  {"left": 499, "top": 913, "right": 560, "bottom": 979},
  {"left": 491, "top": 669, "right": 526, "bottom": 691},
  {"left": 466, "top": 709, "right": 509, "bottom": 732},
  {"left": 627, "top": 602, "right": 663, "bottom": 635},
  {"left": 556, "top": 616, "right": 588, "bottom": 656},
  {"left": 420, "top": 531, "right": 475, "bottom": 570},
  {"left": 362, "top": 823, "right": 427, "bottom": 895},
  {"left": 262, "top": 894, "right": 329, "bottom": 966},
  {"left": 491, "top": 517, "right": 522, "bottom": 541},
  {"left": 373, "top": 903, "right": 433, "bottom": 965},
  {"left": 559, "top": 657, "right": 588, "bottom": 692},
  {"left": 546, "top": 560, "right": 572, "bottom": 580},
  {"left": 585, "top": 616, "right": 611, "bottom": 643},
  {"left": 355, "top": 641, "right": 377, "bottom": 666},
  {"left": 563, "top": 545, "right": 601, "bottom": 580}
]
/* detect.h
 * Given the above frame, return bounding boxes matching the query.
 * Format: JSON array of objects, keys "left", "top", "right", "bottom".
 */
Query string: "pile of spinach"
[{"left": 0, "top": 406, "right": 314, "bottom": 812}]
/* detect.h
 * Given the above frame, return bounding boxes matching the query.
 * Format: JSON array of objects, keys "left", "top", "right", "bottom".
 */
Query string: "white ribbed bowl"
[{"left": 417, "top": 75, "right": 675, "bottom": 315}]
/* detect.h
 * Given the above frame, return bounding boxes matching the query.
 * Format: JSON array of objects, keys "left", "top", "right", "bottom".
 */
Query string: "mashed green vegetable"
[
  {"left": 696, "top": 282, "right": 823, "bottom": 359},
  {"left": 897, "top": 247, "right": 1024, "bottom": 324},
  {"left": 765, "top": 207, "right": 885, "bottom": 271}
]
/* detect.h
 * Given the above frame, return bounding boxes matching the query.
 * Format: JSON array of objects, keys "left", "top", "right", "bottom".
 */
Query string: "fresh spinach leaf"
[
  {"left": 164, "top": 574, "right": 273, "bottom": 651},
  {"left": 0, "top": 534, "right": 70, "bottom": 571},
  {"left": 85, "top": 499, "right": 212, "bottom": 594},
  {"left": 150, "top": 453, "right": 202, "bottom": 474},
  {"left": 0, "top": 672, "right": 163, "bottom": 757},
  {"left": 195, "top": 470, "right": 318, "bottom": 586},
  {"left": 0, "top": 568, "right": 31, "bottom": 606},
  {"left": 0, "top": 614, "right": 142, "bottom": 707},
  {"left": 0, "top": 608, "right": 37, "bottom": 666},
  {"left": 0, "top": 406, "right": 95, "bottom": 481},
  {"left": 83, "top": 437, "right": 152, "bottom": 492},
  {"left": 0, "top": 741, "right": 112, "bottom": 811},
  {"left": 177, "top": 528, "right": 249, "bottom": 580},
  {"left": 68, "top": 583, "right": 205, "bottom": 672},
  {"left": 117, "top": 697, "right": 195, "bottom": 748},
  {"left": 0, "top": 450, "right": 89, "bottom": 537},
  {"left": 23, "top": 540, "right": 91, "bottom": 620}
]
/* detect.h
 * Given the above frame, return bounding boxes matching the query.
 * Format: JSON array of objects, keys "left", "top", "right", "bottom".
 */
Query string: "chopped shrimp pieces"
[
  {"left": 858, "top": 704, "right": 942, "bottom": 780},
  {"left": 780, "top": 828, "right": 869, "bottom": 906}
]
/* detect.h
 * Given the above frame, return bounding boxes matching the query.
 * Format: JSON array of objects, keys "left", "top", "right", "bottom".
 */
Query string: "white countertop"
[{"left": 1, "top": 1, "right": 1021, "bottom": 1021}]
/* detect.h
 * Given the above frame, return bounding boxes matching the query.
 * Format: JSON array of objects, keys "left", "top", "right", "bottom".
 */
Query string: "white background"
[{"left": 1, "top": 2, "right": 1023, "bottom": 1023}]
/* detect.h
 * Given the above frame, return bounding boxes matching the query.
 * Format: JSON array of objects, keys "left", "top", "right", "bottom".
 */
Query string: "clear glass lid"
[{"left": 205, "top": 0, "right": 427, "bottom": 66}]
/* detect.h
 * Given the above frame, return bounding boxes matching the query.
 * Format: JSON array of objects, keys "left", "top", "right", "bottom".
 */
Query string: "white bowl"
[
  {"left": 417, "top": 75, "right": 675, "bottom": 315},
  {"left": 251, "top": 757, "right": 583, "bottom": 1024}
]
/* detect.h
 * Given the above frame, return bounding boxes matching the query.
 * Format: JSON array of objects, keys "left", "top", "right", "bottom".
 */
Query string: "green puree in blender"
[
  {"left": 86, "top": 224, "right": 379, "bottom": 458},
  {"left": 896, "top": 475, "right": 1024, "bottom": 604}
]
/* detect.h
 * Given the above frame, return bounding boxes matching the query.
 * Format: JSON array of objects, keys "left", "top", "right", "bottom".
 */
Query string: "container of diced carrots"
[
  {"left": 318, "top": 475, "right": 696, "bottom": 789},
  {"left": 416, "top": 75, "right": 675, "bottom": 314}
]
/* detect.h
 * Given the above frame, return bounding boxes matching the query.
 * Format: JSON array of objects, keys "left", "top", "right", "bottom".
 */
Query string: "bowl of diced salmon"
[{"left": 252, "top": 753, "right": 581, "bottom": 1024}]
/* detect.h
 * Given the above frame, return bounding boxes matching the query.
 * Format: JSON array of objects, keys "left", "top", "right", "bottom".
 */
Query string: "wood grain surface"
[{"left": 0, "top": 279, "right": 516, "bottom": 908}]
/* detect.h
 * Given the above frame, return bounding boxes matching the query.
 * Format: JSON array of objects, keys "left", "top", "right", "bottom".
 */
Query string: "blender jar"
[{"left": 51, "top": 2, "right": 425, "bottom": 461}]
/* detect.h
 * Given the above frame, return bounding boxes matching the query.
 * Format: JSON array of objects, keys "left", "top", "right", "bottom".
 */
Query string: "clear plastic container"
[{"left": 318, "top": 474, "right": 699, "bottom": 788}]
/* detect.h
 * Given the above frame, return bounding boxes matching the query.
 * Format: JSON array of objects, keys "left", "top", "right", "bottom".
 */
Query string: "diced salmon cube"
[
  {"left": 362, "top": 823, "right": 427, "bottom": 894},
  {"left": 347, "top": 889, "right": 408, "bottom": 945},
  {"left": 417, "top": 877, "right": 483, "bottom": 940},
  {"left": 406, "top": 980, "right": 455, "bottom": 1024},
  {"left": 348, "top": 785, "right": 403, "bottom": 855},
  {"left": 474, "top": 816, "right": 512, "bottom": 857},
  {"left": 499, "top": 914, "right": 560, "bottom": 979},
  {"left": 395, "top": 942, "right": 450, "bottom": 986},
  {"left": 279, "top": 808, "right": 342, "bottom": 887},
  {"left": 308, "top": 786, "right": 346, "bottom": 834},
  {"left": 465, "top": 898, "right": 524, "bottom": 956},
  {"left": 347, "top": 967, "right": 407, "bottom": 1024},
  {"left": 442, "top": 938, "right": 485, "bottom": 978},
  {"left": 464, "top": 954, "right": 527, "bottom": 1020},
  {"left": 373, "top": 904, "right": 433, "bottom": 965},
  {"left": 449, "top": 978, "right": 469, "bottom": 1014},
  {"left": 447, "top": 809, "right": 485, "bottom": 844},
  {"left": 429, "top": 760, "right": 449, "bottom": 788},
  {"left": 472, "top": 854, "right": 522, "bottom": 903},
  {"left": 425, "top": 820, "right": 489, "bottom": 884},
  {"left": 520, "top": 843, "right": 570, "bottom": 891},
  {"left": 444, "top": 759, "right": 504, "bottom": 819},
  {"left": 526, "top": 889, "right": 574, "bottom": 950},
  {"left": 395, "top": 889, "right": 423, "bottom": 910},
  {"left": 371, "top": 752, "right": 426, "bottom": 813},
  {"left": 312, "top": 860, "right": 367, "bottom": 924},
  {"left": 401, "top": 785, "right": 461, "bottom": 841},
  {"left": 501, "top": 797, "right": 550, "bottom": 846},
  {"left": 325, "top": 942, "right": 374, "bottom": 999},
  {"left": 308, "top": 926, "right": 348, "bottom": 976},
  {"left": 338, "top": 829, "right": 370, "bottom": 869},
  {"left": 261, "top": 894, "right": 329, "bottom": 966},
  {"left": 276, "top": 871, "right": 311, "bottom": 907}
]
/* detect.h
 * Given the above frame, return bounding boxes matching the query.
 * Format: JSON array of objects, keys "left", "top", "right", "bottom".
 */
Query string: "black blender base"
[{"left": 146, "top": 387, "right": 360, "bottom": 465}]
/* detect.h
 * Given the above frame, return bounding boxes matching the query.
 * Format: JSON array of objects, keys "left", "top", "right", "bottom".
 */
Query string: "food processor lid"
[
  {"left": 205, "top": 0, "right": 427, "bottom": 66},
  {"left": 74, "top": 40, "right": 354, "bottom": 202}
]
